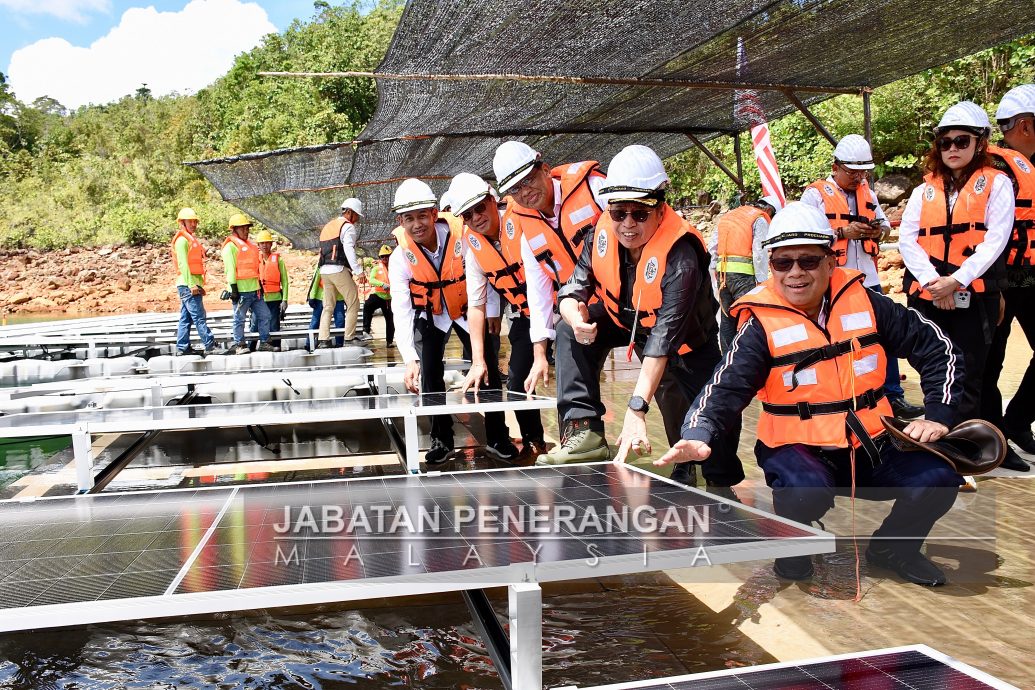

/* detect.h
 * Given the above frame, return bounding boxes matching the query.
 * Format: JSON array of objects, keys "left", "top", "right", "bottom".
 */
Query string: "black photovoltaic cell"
[
  {"left": 603, "top": 649, "right": 1007, "bottom": 689},
  {"left": 0, "top": 464, "right": 823, "bottom": 629}
]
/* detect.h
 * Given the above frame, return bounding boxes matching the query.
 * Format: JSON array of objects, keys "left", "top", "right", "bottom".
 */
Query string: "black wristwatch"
[{"left": 628, "top": 396, "right": 650, "bottom": 414}]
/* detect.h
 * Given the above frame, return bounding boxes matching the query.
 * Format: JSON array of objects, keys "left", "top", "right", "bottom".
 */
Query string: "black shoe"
[
  {"left": 485, "top": 439, "right": 519, "bottom": 461},
  {"left": 706, "top": 483, "right": 740, "bottom": 503},
  {"left": 1004, "top": 424, "right": 1035, "bottom": 455},
  {"left": 203, "top": 343, "right": 217, "bottom": 356},
  {"left": 315, "top": 339, "right": 334, "bottom": 349},
  {"left": 175, "top": 347, "right": 199, "bottom": 356},
  {"left": 425, "top": 439, "right": 453, "bottom": 465},
  {"left": 224, "top": 342, "right": 249, "bottom": 355},
  {"left": 773, "top": 556, "right": 814, "bottom": 580},
  {"left": 669, "top": 462, "right": 697, "bottom": 487},
  {"left": 1000, "top": 446, "right": 1031, "bottom": 472},
  {"left": 865, "top": 544, "right": 946, "bottom": 586},
  {"left": 889, "top": 397, "right": 924, "bottom": 420},
  {"left": 256, "top": 342, "right": 276, "bottom": 353}
]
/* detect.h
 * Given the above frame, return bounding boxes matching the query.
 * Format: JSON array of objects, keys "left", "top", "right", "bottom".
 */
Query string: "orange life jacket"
[
  {"left": 171, "top": 227, "right": 205, "bottom": 277},
  {"left": 370, "top": 262, "right": 390, "bottom": 299},
  {"left": 716, "top": 205, "right": 768, "bottom": 278},
  {"left": 318, "top": 218, "right": 350, "bottom": 269},
  {"left": 731, "top": 268, "right": 892, "bottom": 449},
  {"left": 222, "top": 234, "right": 260, "bottom": 281},
  {"left": 393, "top": 213, "right": 468, "bottom": 320},
  {"left": 259, "top": 252, "right": 283, "bottom": 294},
  {"left": 989, "top": 145, "right": 1035, "bottom": 267},
  {"left": 502, "top": 160, "right": 605, "bottom": 285},
  {"left": 904, "top": 167, "right": 1009, "bottom": 298},
  {"left": 591, "top": 204, "right": 713, "bottom": 354},
  {"left": 466, "top": 226, "right": 529, "bottom": 317},
  {"left": 806, "top": 179, "right": 880, "bottom": 264}
]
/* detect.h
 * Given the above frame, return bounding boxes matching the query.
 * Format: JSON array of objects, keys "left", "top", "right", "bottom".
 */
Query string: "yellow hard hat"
[
  {"left": 228, "top": 213, "right": 252, "bottom": 228},
  {"left": 255, "top": 230, "right": 274, "bottom": 243},
  {"left": 177, "top": 207, "right": 199, "bottom": 221},
  {"left": 378, "top": 244, "right": 393, "bottom": 257}
]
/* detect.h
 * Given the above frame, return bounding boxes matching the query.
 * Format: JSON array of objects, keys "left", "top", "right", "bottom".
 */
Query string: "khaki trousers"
[{"left": 319, "top": 270, "right": 358, "bottom": 340}]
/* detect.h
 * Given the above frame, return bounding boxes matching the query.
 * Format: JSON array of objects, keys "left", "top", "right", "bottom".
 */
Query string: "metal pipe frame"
[
  {"left": 782, "top": 89, "right": 838, "bottom": 146},
  {"left": 685, "top": 133, "right": 744, "bottom": 190}
]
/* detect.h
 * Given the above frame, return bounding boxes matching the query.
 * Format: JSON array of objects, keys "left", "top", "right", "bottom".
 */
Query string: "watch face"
[{"left": 629, "top": 396, "right": 648, "bottom": 412}]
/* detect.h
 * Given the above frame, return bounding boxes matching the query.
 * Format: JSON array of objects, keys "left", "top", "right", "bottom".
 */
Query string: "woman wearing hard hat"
[
  {"left": 899, "top": 101, "right": 1027, "bottom": 471},
  {"left": 254, "top": 230, "right": 289, "bottom": 348}
]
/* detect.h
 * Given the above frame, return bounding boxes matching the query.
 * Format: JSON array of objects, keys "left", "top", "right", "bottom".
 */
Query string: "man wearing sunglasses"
[
  {"left": 536, "top": 146, "right": 739, "bottom": 489},
  {"left": 492, "top": 141, "right": 609, "bottom": 397},
  {"left": 801, "top": 135, "right": 924, "bottom": 421},
  {"left": 657, "top": 202, "right": 964, "bottom": 586},
  {"left": 981, "top": 85, "right": 1035, "bottom": 459},
  {"left": 448, "top": 172, "right": 544, "bottom": 460}
]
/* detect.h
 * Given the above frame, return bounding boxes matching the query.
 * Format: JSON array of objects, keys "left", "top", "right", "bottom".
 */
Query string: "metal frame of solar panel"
[
  {"left": 555, "top": 644, "right": 1019, "bottom": 690},
  {"left": 0, "top": 462, "right": 832, "bottom": 690}
]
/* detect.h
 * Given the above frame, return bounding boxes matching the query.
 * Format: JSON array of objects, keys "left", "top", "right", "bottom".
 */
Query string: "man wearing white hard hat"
[
  {"left": 493, "top": 141, "right": 609, "bottom": 393},
  {"left": 315, "top": 197, "right": 368, "bottom": 348},
  {"left": 981, "top": 85, "right": 1035, "bottom": 458},
  {"left": 801, "top": 134, "right": 923, "bottom": 421},
  {"left": 710, "top": 195, "right": 782, "bottom": 353},
  {"left": 450, "top": 173, "right": 545, "bottom": 460},
  {"left": 899, "top": 101, "right": 1028, "bottom": 471},
  {"left": 537, "top": 145, "right": 740, "bottom": 488},
  {"left": 388, "top": 178, "right": 510, "bottom": 465},
  {"left": 658, "top": 202, "right": 964, "bottom": 586}
]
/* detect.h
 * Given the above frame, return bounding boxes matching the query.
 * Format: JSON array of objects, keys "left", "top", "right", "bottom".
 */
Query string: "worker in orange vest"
[
  {"left": 172, "top": 207, "right": 217, "bottom": 356},
  {"left": 316, "top": 198, "right": 368, "bottom": 348},
  {"left": 659, "top": 202, "right": 964, "bottom": 586},
  {"left": 222, "top": 213, "right": 273, "bottom": 354},
  {"left": 254, "top": 230, "right": 289, "bottom": 348},
  {"left": 362, "top": 244, "right": 395, "bottom": 346}
]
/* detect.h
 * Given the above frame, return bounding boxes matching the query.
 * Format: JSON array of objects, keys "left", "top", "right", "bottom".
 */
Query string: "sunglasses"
[
  {"left": 608, "top": 208, "right": 652, "bottom": 223},
  {"left": 936, "top": 134, "right": 976, "bottom": 152},
  {"left": 836, "top": 164, "right": 868, "bottom": 178},
  {"left": 509, "top": 163, "right": 541, "bottom": 192},
  {"left": 460, "top": 200, "right": 489, "bottom": 222},
  {"left": 999, "top": 115, "right": 1034, "bottom": 134},
  {"left": 770, "top": 255, "right": 827, "bottom": 272}
]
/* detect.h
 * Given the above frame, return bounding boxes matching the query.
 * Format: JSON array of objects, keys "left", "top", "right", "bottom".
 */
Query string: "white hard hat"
[
  {"left": 439, "top": 191, "right": 454, "bottom": 212},
  {"left": 447, "top": 173, "right": 495, "bottom": 216},
  {"left": 763, "top": 202, "right": 835, "bottom": 250},
  {"left": 996, "top": 84, "right": 1035, "bottom": 121},
  {"left": 392, "top": 178, "right": 438, "bottom": 214},
  {"left": 340, "top": 197, "right": 364, "bottom": 217},
  {"left": 599, "top": 145, "right": 670, "bottom": 205},
  {"left": 494, "top": 141, "right": 540, "bottom": 193},
  {"left": 833, "top": 134, "right": 874, "bottom": 170},
  {"left": 936, "top": 101, "right": 990, "bottom": 135},
  {"left": 759, "top": 195, "right": 784, "bottom": 213}
]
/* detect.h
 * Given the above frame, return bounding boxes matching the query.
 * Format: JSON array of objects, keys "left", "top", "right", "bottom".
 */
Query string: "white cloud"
[
  {"left": 8, "top": 0, "right": 276, "bottom": 108},
  {"left": 0, "top": 0, "right": 109, "bottom": 23}
]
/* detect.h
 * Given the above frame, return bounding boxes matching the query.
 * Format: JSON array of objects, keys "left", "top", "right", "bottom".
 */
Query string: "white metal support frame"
[
  {"left": 509, "top": 583, "right": 543, "bottom": 690},
  {"left": 72, "top": 426, "right": 94, "bottom": 491},
  {"left": 404, "top": 411, "right": 420, "bottom": 474}
]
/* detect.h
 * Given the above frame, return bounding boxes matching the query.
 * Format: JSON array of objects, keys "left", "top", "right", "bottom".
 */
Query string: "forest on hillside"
[{"left": 0, "top": 0, "right": 1032, "bottom": 249}]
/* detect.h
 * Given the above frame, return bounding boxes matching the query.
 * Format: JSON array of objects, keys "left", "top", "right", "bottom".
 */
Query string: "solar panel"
[
  {"left": 562, "top": 645, "right": 1018, "bottom": 690},
  {"left": 0, "top": 463, "right": 830, "bottom": 632}
]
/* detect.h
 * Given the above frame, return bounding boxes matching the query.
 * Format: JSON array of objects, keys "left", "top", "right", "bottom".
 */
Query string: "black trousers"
[
  {"left": 556, "top": 302, "right": 744, "bottom": 486},
  {"left": 414, "top": 319, "right": 509, "bottom": 447},
  {"left": 363, "top": 294, "right": 395, "bottom": 344},
  {"left": 909, "top": 292, "right": 999, "bottom": 421},
  {"left": 981, "top": 285, "right": 1035, "bottom": 430},
  {"left": 504, "top": 316, "right": 546, "bottom": 443},
  {"left": 718, "top": 273, "right": 757, "bottom": 355}
]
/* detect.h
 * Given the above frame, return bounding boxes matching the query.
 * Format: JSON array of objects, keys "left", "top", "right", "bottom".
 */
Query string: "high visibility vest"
[
  {"left": 222, "top": 234, "right": 260, "bottom": 281},
  {"left": 318, "top": 218, "right": 349, "bottom": 269},
  {"left": 393, "top": 213, "right": 468, "bottom": 320},
  {"left": 904, "top": 166, "right": 1009, "bottom": 298},
  {"left": 370, "top": 262, "right": 390, "bottom": 299},
  {"left": 989, "top": 145, "right": 1035, "bottom": 267},
  {"left": 466, "top": 228, "right": 529, "bottom": 317},
  {"left": 716, "top": 205, "right": 768, "bottom": 277},
  {"left": 259, "top": 252, "right": 283, "bottom": 294},
  {"left": 731, "top": 268, "right": 892, "bottom": 448},
  {"left": 502, "top": 160, "right": 605, "bottom": 285},
  {"left": 806, "top": 179, "right": 880, "bottom": 264},
  {"left": 171, "top": 227, "right": 205, "bottom": 276},
  {"left": 591, "top": 204, "right": 713, "bottom": 354}
]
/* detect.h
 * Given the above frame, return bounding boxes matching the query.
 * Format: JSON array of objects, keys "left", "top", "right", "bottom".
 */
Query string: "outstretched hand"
[{"left": 655, "top": 439, "right": 711, "bottom": 467}]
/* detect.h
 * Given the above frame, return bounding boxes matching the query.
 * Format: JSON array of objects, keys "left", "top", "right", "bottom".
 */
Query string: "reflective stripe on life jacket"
[
  {"left": 222, "top": 234, "right": 260, "bottom": 281},
  {"left": 989, "top": 145, "right": 1035, "bottom": 267},
  {"left": 730, "top": 268, "right": 892, "bottom": 449},
  {"left": 807, "top": 179, "right": 880, "bottom": 264},
  {"left": 318, "top": 219, "right": 349, "bottom": 269},
  {"left": 393, "top": 213, "right": 468, "bottom": 320},
  {"left": 903, "top": 166, "right": 1009, "bottom": 298},
  {"left": 716, "top": 205, "right": 768, "bottom": 278},
  {"left": 171, "top": 227, "right": 205, "bottom": 277},
  {"left": 370, "top": 262, "right": 390, "bottom": 299},
  {"left": 591, "top": 204, "right": 713, "bottom": 355},
  {"left": 259, "top": 252, "right": 282, "bottom": 294},
  {"left": 466, "top": 227, "right": 529, "bottom": 317},
  {"left": 502, "top": 160, "right": 605, "bottom": 286}
]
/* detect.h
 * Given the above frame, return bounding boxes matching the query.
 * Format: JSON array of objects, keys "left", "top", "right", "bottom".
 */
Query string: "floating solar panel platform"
[{"left": 558, "top": 645, "right": 1018, "bottom": 690}]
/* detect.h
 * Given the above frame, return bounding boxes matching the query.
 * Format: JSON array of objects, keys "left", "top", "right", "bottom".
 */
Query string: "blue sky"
[{"left": 1, "top": 0, "right": 308, "bottom": 107}]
